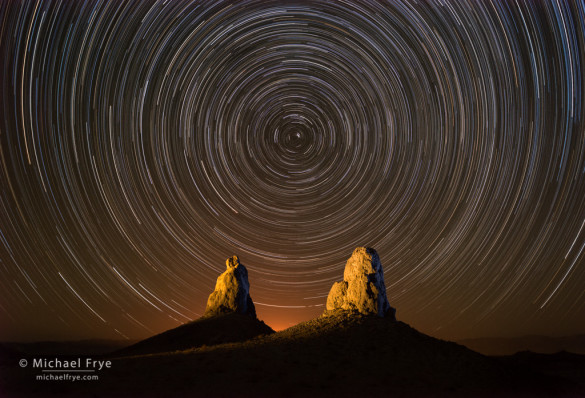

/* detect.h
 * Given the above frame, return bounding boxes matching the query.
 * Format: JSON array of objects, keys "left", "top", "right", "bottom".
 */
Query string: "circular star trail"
[{"left": 1, "top": 0, "right": 584, "bottom": 340}]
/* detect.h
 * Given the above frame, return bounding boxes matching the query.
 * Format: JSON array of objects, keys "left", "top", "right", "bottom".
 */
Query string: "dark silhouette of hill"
[
  {"left": 5, "top": 312, "right": 581, "bottom": 397},
  {"left": 502, "top": 351, "right": 585, "bottom": 392},
  {"left": 2, "top": 250, "right": 581, "bottom": 397},
  {"left": 0, "top": 343, "right": 22, "bottom": 364},
  {"left": 458, "top": 334, "right": 585, "bottom": 356},
  {"left": 117, "top": 312, "right": 274, "bottom": 356},
  {"left": 4, "top": 339, "right": 137, "bottom": 356},
  {"left": 2, "top": 246, "right": 582, "bottom": 397}
]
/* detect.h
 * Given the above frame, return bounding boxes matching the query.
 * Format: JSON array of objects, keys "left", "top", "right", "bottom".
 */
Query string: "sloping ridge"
[
  {"left": 104, "top": 313, "right": 570, "bottom": 397},
  {"left": 117, "top": 313, "right": 274, "bottom": 356},
  {"left": 274, "top": 314, "right": 512, "bottom": 391},
  {"left": 216, "top": 314, "right": 526, "bottom": 393},
  {"left": 4, "top": 315, "right": 577, "bottom": 398}
]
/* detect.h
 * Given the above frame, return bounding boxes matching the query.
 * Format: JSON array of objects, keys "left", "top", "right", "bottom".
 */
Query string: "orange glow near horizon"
[{"left": 255, "top": 306, "right": 323, "bottom": 332}]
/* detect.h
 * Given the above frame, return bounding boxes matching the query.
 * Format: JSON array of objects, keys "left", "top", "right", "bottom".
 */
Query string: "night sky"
[{"left": 1, "top": 0, "right": 584, "bottom": 342}]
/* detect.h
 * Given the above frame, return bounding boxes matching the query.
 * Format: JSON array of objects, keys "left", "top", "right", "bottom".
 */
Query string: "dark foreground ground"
[{"left": 2, "top": 314, "right": 585, "bottom": 398}]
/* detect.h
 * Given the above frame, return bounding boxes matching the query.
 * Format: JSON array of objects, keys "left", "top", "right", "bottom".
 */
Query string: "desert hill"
[
  {"left": 6, "top": 312, "right": 576, "bottom": 397},
  {"left": 117, "top": 312, "right": 274, "bottom": 356},
  {"left": 3, "top": 313, "right": 583, "bottom": 397},
  {"left": 4, "top": 339, "right": 137, "bottom": 356},
  {"left": 2, "top": 249, "right": 582, "bottom": 397}
]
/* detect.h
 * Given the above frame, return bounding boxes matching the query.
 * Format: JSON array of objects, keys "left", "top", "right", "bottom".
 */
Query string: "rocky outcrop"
[
  {"left": 325, "top": 247, "right": 396, "bottom": 318},
  {"left": 205, "top": 255, "right": 256, "bottom": 317}
]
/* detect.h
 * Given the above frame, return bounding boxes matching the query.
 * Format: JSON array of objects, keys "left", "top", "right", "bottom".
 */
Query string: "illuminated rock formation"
[
  {"left": 205, "top": 255, "right": 256, "bottom": 317},
  {"left": 325, "top": 247, "right": 396, "bottom": 318}
]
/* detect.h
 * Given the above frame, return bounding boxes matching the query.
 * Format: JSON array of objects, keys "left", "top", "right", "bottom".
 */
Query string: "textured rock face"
[
  {"left": 205, "top": 256, "right": 256, "bottom": 317},
  {"left": 326, "top": 247, "right": 396, "bottom": 318}
]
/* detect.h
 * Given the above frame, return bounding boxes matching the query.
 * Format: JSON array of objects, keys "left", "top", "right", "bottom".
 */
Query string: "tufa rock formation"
[
  {"left": 325, "top": 247, "right": 396, "bottom": 319},
  {"left": 205, "top": 255, "right": 256, "bottom": 317},
  {"left": 118, "top": 255, "right": 272, "bottom": 356}
]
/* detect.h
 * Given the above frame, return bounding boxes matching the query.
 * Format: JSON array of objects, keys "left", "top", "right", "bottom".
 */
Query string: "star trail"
[{"left": 1, "top": 0, "right": 584, "bottom": 341}]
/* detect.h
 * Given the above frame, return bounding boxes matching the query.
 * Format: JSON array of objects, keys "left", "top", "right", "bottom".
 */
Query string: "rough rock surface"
[
  {"left": 205, "top": 255, "right": 256, "bottom": 317},
  {"left": 325, "top": 247, "right": 396, "bottom": 318}
]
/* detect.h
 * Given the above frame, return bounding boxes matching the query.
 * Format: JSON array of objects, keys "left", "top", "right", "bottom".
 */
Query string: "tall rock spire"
[
  {"left": 205, "top": 255, "right": 256, "bottom": 317},
  {"left": 325, "top": 247, "right": 396, "bottom": 318}
]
